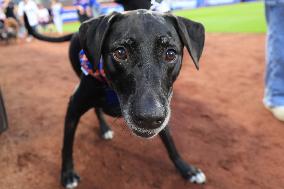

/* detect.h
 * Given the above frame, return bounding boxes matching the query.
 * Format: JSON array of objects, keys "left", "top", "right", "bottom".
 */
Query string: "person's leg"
[
  {"left": 264, "top": 3, "right": 284, "bottom": 107},
  {"left": 54, "top": 17, "right": 63, "bottom": 34},
  {"left": 264, "top": 3, "right": 284, "bottom": 120}
]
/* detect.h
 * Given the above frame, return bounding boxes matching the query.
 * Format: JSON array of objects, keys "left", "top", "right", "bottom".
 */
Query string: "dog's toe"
[
  {"left": 102, "top": 130, "right": 114, "bottom": 140},
  {"left": 62, "top": 171, "right": 80, "bottom": 189},
  {"left": 66, "top": 180, "right": 79, "bottom": 189},
  {"left": 189, "top": 169, "right": 206, "bottom": 184}
]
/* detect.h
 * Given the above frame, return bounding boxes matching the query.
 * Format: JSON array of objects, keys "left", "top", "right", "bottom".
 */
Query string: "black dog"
[{"left": 24, "top": 10, "right": 205, "bottom": 188}]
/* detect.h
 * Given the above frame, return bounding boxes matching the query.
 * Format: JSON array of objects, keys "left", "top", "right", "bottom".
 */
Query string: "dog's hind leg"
[
  {"left": 94, "top": 108, "right": 113, "bottom": 140},
  {"left": 159, "top": 127, "right": 206, "bottom": 184}
]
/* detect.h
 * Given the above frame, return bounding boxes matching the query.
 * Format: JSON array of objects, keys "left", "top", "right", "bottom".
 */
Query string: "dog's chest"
[{"left": 100, "top": 87, "right": 122, "bottom": 117}]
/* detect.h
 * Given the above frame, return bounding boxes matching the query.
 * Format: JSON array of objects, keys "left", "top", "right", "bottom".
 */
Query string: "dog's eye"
[
  {"left": 165, "top": 49, "right": 177, "bottom": 63},
  {"left": 112, "top": 47, "right": 128, "bottom": 62}
]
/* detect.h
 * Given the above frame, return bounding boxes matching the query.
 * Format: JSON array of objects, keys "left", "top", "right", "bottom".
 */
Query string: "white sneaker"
[{"left": 264, "top": 105, "right": 284, "bottom": 122}]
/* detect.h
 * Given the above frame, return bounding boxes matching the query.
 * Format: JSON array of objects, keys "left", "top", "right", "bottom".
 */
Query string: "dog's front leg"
[
  {"left": 61, "top": 102, "right": 82, "bottom": 189},
  {"left": 94, "top": 108, "right": 113, "bottom": 140},
  {"left": 159, "top": 127, "right": 206, "bottom": 184},
  {"left": 61, "top": 81, "right": 94, "bottom": 189}
]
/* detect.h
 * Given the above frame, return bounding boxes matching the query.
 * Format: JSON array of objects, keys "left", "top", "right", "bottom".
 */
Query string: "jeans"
[{"left": 263, "top": 1, "right": 284, "bottom": 107}]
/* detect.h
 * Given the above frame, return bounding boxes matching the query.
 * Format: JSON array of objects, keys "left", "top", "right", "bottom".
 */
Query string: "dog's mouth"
[
  {"left": 130, "top": 125, "right": 161, "bottom": 138},
  {"left": 122, "top": 109, "right": 171, "bottom": 139}
]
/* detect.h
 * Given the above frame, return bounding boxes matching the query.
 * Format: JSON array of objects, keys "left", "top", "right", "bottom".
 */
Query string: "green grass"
[
  {"left": 63, "top": 22, "right": 80, "bottom": 33},
  {"left": 60, "top": 2, "right": 266, "bottom": 34},
  {"left": 174, "top": 2, "right": 266, "bottom": 33}
]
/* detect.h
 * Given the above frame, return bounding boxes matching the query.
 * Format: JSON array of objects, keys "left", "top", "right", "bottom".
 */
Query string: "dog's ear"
[
  {"left": 166, "top": 15, "right": 205, "bottom": 70},
  {"left": 79, "top": 12, "right": 119, "bottom": 70}
]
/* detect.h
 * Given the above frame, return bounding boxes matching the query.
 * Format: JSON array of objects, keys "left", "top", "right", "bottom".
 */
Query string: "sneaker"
[{"left": 264, "top": 105, "right": 284, "bottom": 122}]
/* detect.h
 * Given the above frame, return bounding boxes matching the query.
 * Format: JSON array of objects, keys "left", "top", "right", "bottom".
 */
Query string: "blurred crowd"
[
  {"left": 0, "top": 0, "right": 64, "bottom": 42},
  {"left": 73, "top": 0, "right": 171, "bottom": 22},
  {"left": 0, "top": 0, "right": 172, "bottom": 43}
]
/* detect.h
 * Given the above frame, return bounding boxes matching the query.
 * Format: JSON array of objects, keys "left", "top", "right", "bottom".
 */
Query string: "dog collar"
[
  {"left": 79, "top": 49, "right": 119, "bottom": 106},
  {"left": 79, "top": 49, "right": 106, "bottom": 81}
]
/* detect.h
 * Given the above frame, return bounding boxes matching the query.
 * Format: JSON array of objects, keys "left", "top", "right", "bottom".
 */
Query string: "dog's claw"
[
  {"left": 62, "top": 171, "right": 80, "bottom": 189},
  {"left": 102, "top": 130, "right": 114, "bottom": 140},
  {"left": 188, "top": 169, "right": 206, "bottom": 184}
]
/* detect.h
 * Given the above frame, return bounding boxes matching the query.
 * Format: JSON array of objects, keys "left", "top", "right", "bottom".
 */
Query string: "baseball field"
[{"left": 1, "top": 2, "right": 284, "bottom": 189}]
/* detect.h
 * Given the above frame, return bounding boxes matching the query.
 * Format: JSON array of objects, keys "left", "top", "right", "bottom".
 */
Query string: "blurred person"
[
  {"left": 3, "top": 0, "right": 17, "bottom": 20},
  {"left": 0, "top": 3, "right": 4, "bottom": 16},
  {"left": 0, "top": 5, "right": 6, "bottom": 28},
  {"left": 150, "top": 0, "right": 171, "bottom": 12},
  {"left": 51, "top": 0, "right": 63, "bottom": 34},
  {"left": 0, "top": 6, "right": 6, "bottom": 25},
  {"left": 113, "top": 0, "right": 151, "bottom": 11},
  {"left": 37, "top": 4, "right": 51, "bottom": 32},
  {"left": 263, "top": 1, "right": 284, "bottom": 121},
  {"left": 3, "top": 0, "right": 19, "bottom": 37},
  {"left": 17, "top": 0, "right": 39, "bottom": 42},
  {"left": 90, "top": 0, "right": 100, "bottom": 17},
  {"left": 103, "top": 0, "right": 169, "bottom": 12},
  {"left": 73, "top": 0, "right": 92, "bottom": 23},
  {"left": 0, "top": 7, "right": 18, "bottom": 42},
  {"left": 0, "top": 7, "right": 6, "bottom": 40},
  {"left": 0, "top": 0, "right": 4, "bottom": 18},
  {"left": 0, "top": 0, "right": 3, "bottom": 9}
]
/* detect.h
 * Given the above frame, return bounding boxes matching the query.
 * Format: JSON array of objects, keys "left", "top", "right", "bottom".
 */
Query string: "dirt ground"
[{"left": 0, "top": 34, "right": 284, "bottom": 189}]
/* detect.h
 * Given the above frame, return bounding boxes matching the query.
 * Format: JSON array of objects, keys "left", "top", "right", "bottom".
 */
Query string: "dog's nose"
[
  {"left": 132, "top": 95, "right": 166, "bottom": 129},
  {"left": 133, "top": 113, "right": 165, "bottom": 129}
]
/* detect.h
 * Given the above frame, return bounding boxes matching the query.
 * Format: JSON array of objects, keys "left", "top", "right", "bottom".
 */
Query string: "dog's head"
[{"left": 79, "top": 10, "right": 205, "bottom": 138}]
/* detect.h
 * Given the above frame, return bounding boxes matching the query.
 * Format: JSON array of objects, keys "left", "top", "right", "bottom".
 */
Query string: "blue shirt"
[{"left": 73, "top": 0, "right": 90, "bottom": 9}]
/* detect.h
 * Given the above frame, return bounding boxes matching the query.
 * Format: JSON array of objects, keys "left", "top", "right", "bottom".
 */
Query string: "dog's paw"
[
  {"left": 175, "top": 158, "right": 206, "bottom": 184},
  {"left": 61, "top": 171, "right": 80, "bottom": 189},
  {"left": 102, "top": 130, "right": 114, "bottom": 140},
  {"left": 188, "top": 169, "right": 206, "bottom": 184}
]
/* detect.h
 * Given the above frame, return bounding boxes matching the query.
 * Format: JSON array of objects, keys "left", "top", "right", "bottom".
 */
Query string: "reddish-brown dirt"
[{"left": 0, "top": 34, "right": 284, "bottom": 189}]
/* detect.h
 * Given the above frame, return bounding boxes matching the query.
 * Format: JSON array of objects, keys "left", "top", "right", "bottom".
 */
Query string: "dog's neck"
[{"left": 79, "top": 49, "right": 120, "bottom": 106}]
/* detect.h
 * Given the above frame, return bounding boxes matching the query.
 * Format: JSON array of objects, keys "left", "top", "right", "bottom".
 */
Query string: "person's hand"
[{"left": 76, "top": 5, "right": 84, "bottom": 14}]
